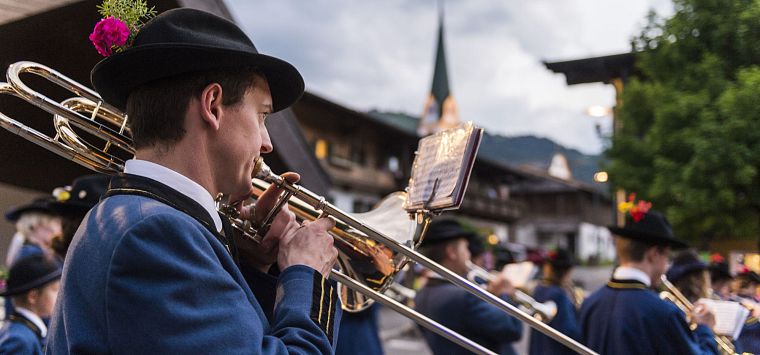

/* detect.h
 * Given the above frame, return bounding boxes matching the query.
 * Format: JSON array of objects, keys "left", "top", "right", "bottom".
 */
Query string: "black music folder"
[{"left": 404, "top": 122, "right": 483, "bottom": 212}]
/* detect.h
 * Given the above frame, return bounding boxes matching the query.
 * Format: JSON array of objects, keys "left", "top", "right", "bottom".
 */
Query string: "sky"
[{"left": 225, "top": 0, "right": 674, "bottom": 155}]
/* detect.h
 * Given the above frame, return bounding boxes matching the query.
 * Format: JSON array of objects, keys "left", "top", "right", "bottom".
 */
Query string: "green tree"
[{"left": 608, "top": 0, "right": 760, "bottom": 246}]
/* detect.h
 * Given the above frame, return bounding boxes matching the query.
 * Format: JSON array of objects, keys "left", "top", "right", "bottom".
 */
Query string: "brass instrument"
[
  {"left": 569, "top": 285, "right": 586, "bottom": 310},
  {"left": 0, "top": 61, "right": 599, "bottom": 355},
  {"left": 659, "top": 275, "right": 737, "bottom": 355},
  {"left": 466, "top": 261, "right": 558, "bottom": 323}
]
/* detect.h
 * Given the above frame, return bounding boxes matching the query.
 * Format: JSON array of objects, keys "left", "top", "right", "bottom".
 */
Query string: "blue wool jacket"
[
  {"left": 46, "top": 174, "right": 341, "bottom": 354},
  {"left": 415, "top": 279, "right": 523, "bottom": 355},
  {"left": 736, "top": 317, "right": 759, "bottom": 354},
  {"left": 579, "top": 279, "right": 718, "bottom": 355},
  {"left": 335, "top": 303, "right": 383, "bottom": 355},
  {"left": 529, "top": 284, "right": 580, "bottom": 355},
  {"left": 0, "top": 313, "right": 43, "bottom": 355}
]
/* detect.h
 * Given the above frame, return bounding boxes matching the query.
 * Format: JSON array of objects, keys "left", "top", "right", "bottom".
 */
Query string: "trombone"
[
  {"left": 659, "top": 275, "right": 737, "bottom": 355},
  {"left": 0, "top": 61, "right": 598, "bottom": 355},
  {"left": 466, "top": 261, "right": 558, "bottom": 323}
]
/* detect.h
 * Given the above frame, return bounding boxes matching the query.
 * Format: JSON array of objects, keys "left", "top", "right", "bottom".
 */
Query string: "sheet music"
[
  {"left": 698, "top": 298, "right": 750, "bottom": 338},
  {"left": 405, "top": 122, "right": 483, "bottom": 211},
  {"left": 499, "top": 261, "right": 538, "bottom": 289}
]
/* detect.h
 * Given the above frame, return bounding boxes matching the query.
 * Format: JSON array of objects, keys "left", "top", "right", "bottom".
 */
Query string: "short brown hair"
[
  {"left": 126, "top": 67, "right": 263, "bottom": 149},
  {"left": 615, "top": 236, "right": 663, "bottom": 263}
]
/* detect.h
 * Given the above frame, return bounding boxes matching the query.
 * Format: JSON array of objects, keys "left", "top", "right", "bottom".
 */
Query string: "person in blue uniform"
[
  {"left": 46, "top": 8, "right": 341, "bottom": 354},
  {"left": 529, "top": 248, "right": 580, "bottom": 355},
  {"left": 414, "top": 219, "right": 522, "bottom": 355},
  {"left": 708, "top": 254, "right": 733, "bottom": 300},
  {"left": 733, "top": 270, "right": 760, "bottom": 353},
  {"left": 4, "top": 198, "right": 61, "bottom": 265},
  {"left": 579, "top": 209, "right": 719, "bottom": 355},
  {"left": 665, "top": 249, "right": 710, "bottom": 303},
  {"left": 3, "top": 198, "right": 61, "bottom": 321},
  {"left": 0, "top": 255, "right": 61, "bottom": 354}
]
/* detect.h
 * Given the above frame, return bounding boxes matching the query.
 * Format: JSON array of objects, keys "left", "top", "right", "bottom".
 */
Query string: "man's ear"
[{"left": 199, "top": 83, "right": 224, "bottom": 131}]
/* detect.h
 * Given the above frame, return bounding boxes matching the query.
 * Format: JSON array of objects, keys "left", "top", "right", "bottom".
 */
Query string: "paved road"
[{"left": 379, "top": 265, "right": 614, "bottom": 355}]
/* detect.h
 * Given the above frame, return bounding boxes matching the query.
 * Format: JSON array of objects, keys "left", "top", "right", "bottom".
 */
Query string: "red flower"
[
  {"left": 89, "top": 17, "right": 130, "bottom": 57},
  {"left": 710, "top": 253, "right": 725, "bottom": 264}
]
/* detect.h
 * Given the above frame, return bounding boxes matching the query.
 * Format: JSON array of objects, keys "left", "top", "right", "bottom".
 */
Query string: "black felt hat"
[
  {"left": 737, "top": 270, "right": 760, "bottom": 284},
  {"left": 666, "top": 250, "right": 707, "bottom": 282},
  {"left": 709, "top": 262, "right": 733, "bottom": 282},
  {"left": 422, "top": 219, "right": 477, "bottom": 246},
  {"left": 0, "top": 255, "right": 61, "bottom": 296},
  {"left": 608, "top": 211, "right": 688, "bottom": 249},
  {"left": 48, "top": 175, "right": 111, "bottom": 217},
  {"left": 546, "top": 248, "right": 577, "bottom": 268},
  {"left": 91, "top": 8, "right": 304, "bottom": 112},
  {"left": 4, "top": 197, "right": 57, "bottom": 222}
]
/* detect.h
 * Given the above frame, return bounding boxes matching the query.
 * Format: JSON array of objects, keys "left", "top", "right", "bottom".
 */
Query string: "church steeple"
[{"left": 418, "top": 2, "right": 460, "bottom": 136}]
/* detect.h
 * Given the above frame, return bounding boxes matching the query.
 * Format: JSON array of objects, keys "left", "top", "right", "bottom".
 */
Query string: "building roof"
[{"left": 543, "top": 52, "right": 637, "bottom": 85}]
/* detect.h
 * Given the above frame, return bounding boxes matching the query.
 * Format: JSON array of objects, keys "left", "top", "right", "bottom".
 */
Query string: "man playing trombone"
[
  {"left": 579, "top": 206, "right": 719, "bottom": 354},
  {"left": 414, "top": 219, "right": 523, "bottom": 354},
  {"left": 47, "top": 7, "right": 340, "bottom": 354}
]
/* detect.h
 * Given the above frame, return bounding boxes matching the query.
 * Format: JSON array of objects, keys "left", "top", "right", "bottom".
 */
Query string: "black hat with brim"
[
  {"left": 666, "top": 251, "right": 707, "bottom": 282},
  {"left": 48, "top": 174, "right": 111, "bottom": 217},
  {"left": 608, "top": 211, "right": 688, "bottom": 249},
  {"left": 91, "top": 8, "right": 304, "bottom": 113},
  {"left": 546, "top": 248, "right": 577, "bottom": 268},
  {"left": 0, "top": 255, "right": 61, "bottom": 296},
  {"left": 422, "top": 218, "right": 477, "bottom": 246},
  {"left": 4, "top": 197, "right": 56, "bottom": 222},
  {"left": 709, "top": 262, "right": 733, "bottom": 281}
]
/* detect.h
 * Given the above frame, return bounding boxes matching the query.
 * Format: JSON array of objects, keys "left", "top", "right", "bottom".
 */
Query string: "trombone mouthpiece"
[{"left": 252, "top": 157, "right": 273, "bottom": 180}]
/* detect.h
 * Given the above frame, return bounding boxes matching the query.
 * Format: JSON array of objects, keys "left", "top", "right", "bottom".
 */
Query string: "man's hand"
[
  {"left": 278, "top": 218, "right": 338, "bottom": 277},
  {"left": 692, "top": 301, "right": 717, "bottom": 329},
  {"left": 487, "top": 273, "right": 515, "bottom": 297},
  {"left": 235, "top": 172, "right": 300, "bottom": 272}
]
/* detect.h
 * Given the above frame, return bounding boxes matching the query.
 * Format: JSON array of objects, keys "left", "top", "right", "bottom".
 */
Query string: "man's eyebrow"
[{"left": 262, "top": 104, "right": 273, "bottom": 112}]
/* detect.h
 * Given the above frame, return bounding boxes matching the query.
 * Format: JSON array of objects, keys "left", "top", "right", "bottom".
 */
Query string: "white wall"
[{"left": 577, "top": 222, "right": 615, "bottom": 263}]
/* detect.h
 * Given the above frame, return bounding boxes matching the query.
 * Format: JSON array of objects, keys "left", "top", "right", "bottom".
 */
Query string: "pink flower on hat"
[{"left": 89, "top": 17, "right": 130, "bottom": 57}]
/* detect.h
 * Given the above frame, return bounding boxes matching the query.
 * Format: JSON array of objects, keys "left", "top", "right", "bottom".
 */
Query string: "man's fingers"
[{"left": 254, "top": 172, "right": 301, "bottom": 224}]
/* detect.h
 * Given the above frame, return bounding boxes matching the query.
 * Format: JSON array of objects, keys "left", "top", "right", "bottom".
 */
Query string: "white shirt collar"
[
  {"left": 14, "top": 307, "right": 46, "bottom": 338},
  {"left": 613, "top": 266, "right": 651, "bottom": 287},
  {"left": 124, "top": 159, "right": 223, "bottom": 232}
]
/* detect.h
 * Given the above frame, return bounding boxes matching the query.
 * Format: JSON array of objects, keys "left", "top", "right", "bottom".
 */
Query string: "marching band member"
[
  {"left": 708, "top": 254, "right": 733, "bottom": 300},
  {"left": 529, "top": 248, "right": 580, "bottom": 355},
  {"left": 414, "top": 219, "right": 522, "bottom": 355},
  {"left": 47, "top": 7, "right": 340, "bottom": 354},
  {"left": 733, "top": 269, "right": 760, "bottom": 353},
  {"left": 4, "top": 198, "right": 61, "bottom": 265},
  {"left": 0, "top": 255, "right": 61, "bottom": 354},
  {"left": 579, "top": 207, "right": 719, "bottom": 354},
  {"left": 665, "top": 249, "right": 710, "bottom": 303}
]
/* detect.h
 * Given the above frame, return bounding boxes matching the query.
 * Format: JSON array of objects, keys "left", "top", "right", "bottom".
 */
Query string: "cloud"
[{"left": 226, "top": 0, "right": 673, "bottom": 154}]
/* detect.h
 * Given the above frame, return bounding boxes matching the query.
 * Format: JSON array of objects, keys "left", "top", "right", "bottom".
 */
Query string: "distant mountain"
[
  {"left": 366, "top": 110, "right": 604, "bottom": 185},
  {"left": 478, "top": 134, "right": 604, "bottom": 185}
]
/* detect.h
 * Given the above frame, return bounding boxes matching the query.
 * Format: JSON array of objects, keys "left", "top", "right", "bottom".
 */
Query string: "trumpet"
[
  {"left": 0, "top": 61, "right": 598, "bottom": 355},
  {"left": 466, "top": 261, "right": 558, "bottom": 323},
  {"left": 659, "top": 275, "right": 737, "bottom": 355}
]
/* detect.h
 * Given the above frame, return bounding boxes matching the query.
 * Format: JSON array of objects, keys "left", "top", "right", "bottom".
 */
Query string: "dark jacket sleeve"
[
  {"left": 105, "top": 213, "right": 340, "bottom": 354},
  {"left": 460, "top": 292, "right": 523, "bottom": 343},
  {"left": 663, "top": 304, "right": 719, "bottom": 355}
]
